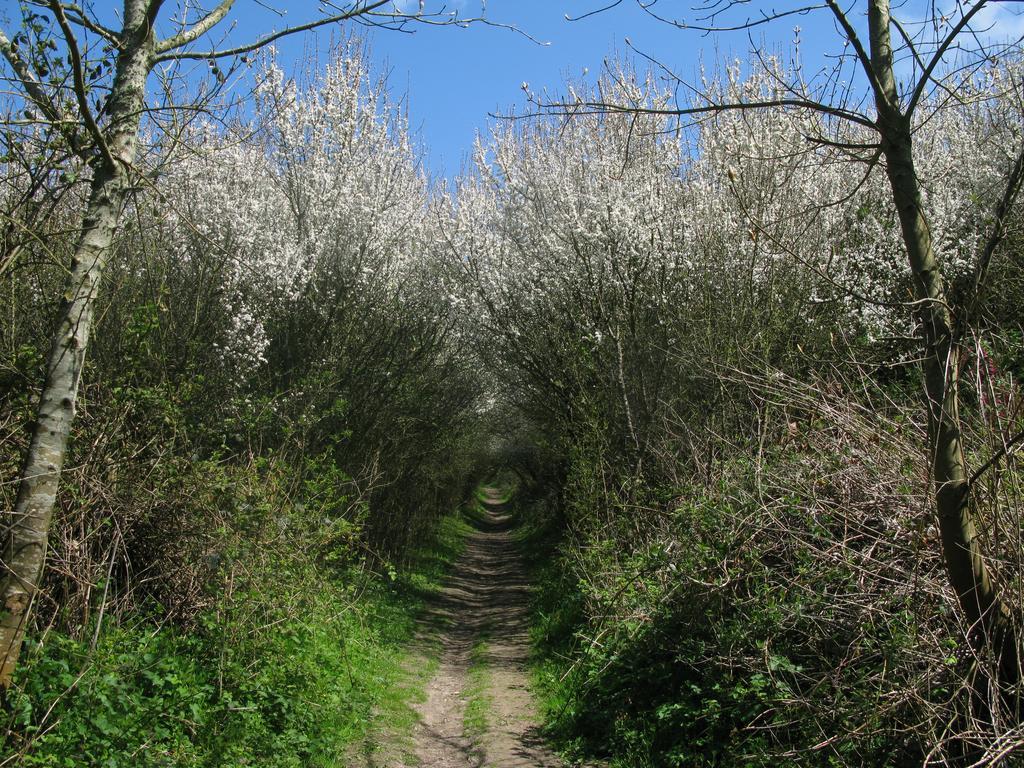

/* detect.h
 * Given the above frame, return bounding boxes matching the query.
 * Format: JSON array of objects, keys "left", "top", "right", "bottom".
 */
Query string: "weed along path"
[{"left": 409, "top": 487, "right": 563, "bottom": 768}]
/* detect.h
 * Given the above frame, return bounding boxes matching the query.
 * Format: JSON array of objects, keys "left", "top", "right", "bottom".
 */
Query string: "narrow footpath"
[{"left": 409, "top": 487, "right": 563, "bottom": 768}]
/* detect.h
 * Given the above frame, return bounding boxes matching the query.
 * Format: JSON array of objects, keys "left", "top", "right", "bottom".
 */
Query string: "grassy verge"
[
  {"left": 462, "top": 638, "right": 492, "bottom": 740},
  {"left": 523, "top": 537, "right": 592, "bottom": 763},
  {"left": 2, "top": 506, "right": 474, "bottom": 768},
  {"left": 402, "top": 509, "right": 475, "bottom": 598}
]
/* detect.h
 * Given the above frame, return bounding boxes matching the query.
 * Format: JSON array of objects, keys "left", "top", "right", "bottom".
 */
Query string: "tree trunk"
[
  {"left": 869, "top": 0, "right": 1019, "bottom": 719},
  {"left": 886, "top": 123, "right": 1017, "bottom": 684},
  {"left": 0, "top": 7, "right": 153, "bottom": 688}
]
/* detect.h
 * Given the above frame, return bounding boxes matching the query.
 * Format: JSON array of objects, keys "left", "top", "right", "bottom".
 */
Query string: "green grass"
[
  {"left": 462, "top": 638, "right": 492, "bottom": 740},
  {"left": 354, "top": 642, "right": 439, "bottom": 766},
  {"left": 355, "top": 509, "right": 470, "bottom": 763}
]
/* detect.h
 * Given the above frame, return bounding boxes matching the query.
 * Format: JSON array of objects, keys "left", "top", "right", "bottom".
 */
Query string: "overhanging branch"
[{"left": 526, "top": 95, "right": 877, "bottom": 130}]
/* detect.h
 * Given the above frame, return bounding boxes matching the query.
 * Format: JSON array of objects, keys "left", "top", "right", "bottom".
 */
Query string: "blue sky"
[
  {"left": 1, "top": 1, "right": 1022, "bottom": 180},
  {"left": 351, "top": 1, "right": 826, "bottom": 179},
  {"left": 218, "top": 0, "right": 1024, "bottom": 179}
]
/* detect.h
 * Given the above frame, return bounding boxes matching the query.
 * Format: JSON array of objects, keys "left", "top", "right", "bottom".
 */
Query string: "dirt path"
[{"left": 409, "top": 488, "right": 563, "bottom": 768}]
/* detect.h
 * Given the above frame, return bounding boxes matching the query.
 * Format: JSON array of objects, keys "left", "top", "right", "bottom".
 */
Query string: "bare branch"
[
  {"left": 802, "top": 134, "right": 880, "bottom": 151},
  {"left": 824, "top": 0, "right": 892, "bottom": 112},
  {"left": 48, "top": 1, "right": 114, "bottom": 166},
  {"left": 155, "top": 0, "right": 236, "bottom": 54},
  {"left": 908, "top": 0, "right": 991, "bottom": 117},
  {"left": 968, "top": 429, "right": 1024, "bottom": 490},
  {"left": 44, "top": 3, "right": 122, "bottom": 45},
  {"left": 0, "top": 26, "right": 79, "bottom": 153},
  {"left": 567, "top": 0, "right": 626, "bottom": 23},
  {"left": 889, "top": 14, "right": 926, "bottom": 77},
  {"left": 153, "top": 1, "right": 397, "bottom": 62},
  {"left": 966, "top": 140, "right": 1024, "bottom": 321},
  {"left": 527, "top": 95, "right": 877, "bottom": 130},
  {"left": 635, "top": 0, "right": 827, "bottom": 34}
]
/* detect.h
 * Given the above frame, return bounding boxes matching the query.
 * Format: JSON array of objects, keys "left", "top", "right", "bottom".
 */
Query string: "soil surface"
[{"left": 408, "top": 488, "right": 564, "bottom": 768}]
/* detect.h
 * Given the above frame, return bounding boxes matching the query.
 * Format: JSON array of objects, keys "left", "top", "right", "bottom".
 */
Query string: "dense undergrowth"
[
  {"left": 1, "top": 496, "right": 471, "bottom": 767},
  {"left": 512, "top": 348, "right": 1023, "bottom": 766},
  {"left": 521, "top": 421, "right": 955, "bottom": 767}
]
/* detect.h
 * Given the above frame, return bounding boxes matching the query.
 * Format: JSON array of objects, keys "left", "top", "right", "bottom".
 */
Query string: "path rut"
[{"left": 410, "top": 488, "right": 563, "bottom": 768}]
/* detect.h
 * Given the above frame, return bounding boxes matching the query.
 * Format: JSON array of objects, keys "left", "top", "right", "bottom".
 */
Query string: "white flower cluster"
[
  {"left": 104, "top": 50, "right": 1020, "bottom": 392},
  {"left": 153, "top": 44, "right": 433, "bottom": 378}
]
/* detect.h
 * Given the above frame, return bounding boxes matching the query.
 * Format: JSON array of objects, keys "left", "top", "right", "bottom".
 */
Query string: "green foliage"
[
  {"left": 526, "top": 432, "right": 951, "bottom": 767},
  {"left": 7, "top": 629, "right": 210, "bottom": 767},
  {"left": 3, "top": 498, "right": 472, "bottom": 767}
]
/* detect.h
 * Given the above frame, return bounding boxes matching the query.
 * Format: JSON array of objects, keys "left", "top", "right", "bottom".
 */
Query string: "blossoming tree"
[{"left": 0, "top": 0, "right": 486, "bottom": 689}]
